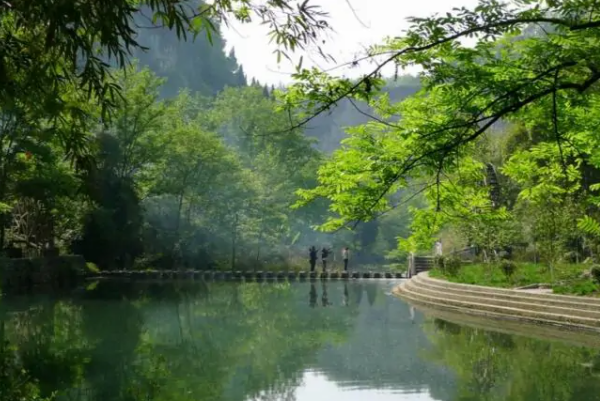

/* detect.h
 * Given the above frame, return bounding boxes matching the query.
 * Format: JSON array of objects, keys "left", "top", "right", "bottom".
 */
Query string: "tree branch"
[{"left": 287, "top": 15, "right": 600, "bottom": 132}]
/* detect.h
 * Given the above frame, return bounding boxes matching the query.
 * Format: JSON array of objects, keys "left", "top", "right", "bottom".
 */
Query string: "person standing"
[
  {"left": 434, "top": 240, "right": 443, "bottom": 256},
  {"left": 321, "top": 247, "right": 330, "bottom": 271},
  {"left": 342, "top": 247, "right": 350, "bottom": 271},
  {"left": 309, "top": 246, "right": 317, "bottom": 272}
]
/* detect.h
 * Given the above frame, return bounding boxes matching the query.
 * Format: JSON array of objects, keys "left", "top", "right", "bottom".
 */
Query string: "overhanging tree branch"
[{"left": 285, "top": 13, "right": 600, "bottom": 132}]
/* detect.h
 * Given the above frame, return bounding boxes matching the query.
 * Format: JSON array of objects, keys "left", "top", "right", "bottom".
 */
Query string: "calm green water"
[{"left": 2, "top": 280, "right": 600, "bottom": 401}]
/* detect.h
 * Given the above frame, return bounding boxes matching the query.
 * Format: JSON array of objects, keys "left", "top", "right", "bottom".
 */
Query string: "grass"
[{"left": 429, "top": 262, "right": 600, "bottom": 296}]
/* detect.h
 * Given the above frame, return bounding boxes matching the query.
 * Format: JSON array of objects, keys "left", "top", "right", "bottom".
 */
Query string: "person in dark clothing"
[
  {"left": 321, "top": 247, "right": 330, "bottom": 271},
  {"left": 309, "top": 246, "right": 317, "bottom": 272}
]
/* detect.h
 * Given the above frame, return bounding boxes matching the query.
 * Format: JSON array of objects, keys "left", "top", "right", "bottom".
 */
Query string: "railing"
[{"left": 408, "top": 253, "right": 435, "bottom": 277}]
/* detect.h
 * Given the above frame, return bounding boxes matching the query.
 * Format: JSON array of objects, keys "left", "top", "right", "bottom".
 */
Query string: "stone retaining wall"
[
  {"left": 0, "top": 255, "right": 86, "bottom": 291},
  {"left": 394, "top": 272, "right": 600, "bottom": 334}
]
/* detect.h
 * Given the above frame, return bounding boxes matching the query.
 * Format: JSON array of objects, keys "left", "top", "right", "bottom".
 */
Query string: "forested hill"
[
  {"left": 307, "top": 76, "right": 421, "bottom": 153},
  {"left": 132, "top": 8, "right": 422, "bottom": 156},
  {"left": 132, "top": 6, "right": 247, "bottom": 98}
]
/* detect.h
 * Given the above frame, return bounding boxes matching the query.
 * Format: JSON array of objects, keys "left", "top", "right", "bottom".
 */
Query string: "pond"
[{"left": 2, "top": 279, "right": 600, "bottom": 401}]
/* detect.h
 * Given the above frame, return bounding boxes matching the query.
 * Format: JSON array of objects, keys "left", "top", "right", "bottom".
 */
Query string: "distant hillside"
[
  {"left": 307, "top": 76, "right": 421, "bottom": 153},
  {"left": 132, "top": 5, "right": 246, "bottom": 98}
]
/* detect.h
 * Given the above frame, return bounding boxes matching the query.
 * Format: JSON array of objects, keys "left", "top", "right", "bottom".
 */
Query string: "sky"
[{"left": 221, "top": 0, "right": 480, "bottom": 86}]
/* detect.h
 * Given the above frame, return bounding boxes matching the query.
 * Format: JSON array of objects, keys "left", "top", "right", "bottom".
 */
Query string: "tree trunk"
[
  {"left": 255, "top": 220, "right": 263, "bottom": 271},
  {"left": 231, "top": 213, "right": 238, "bottom": 271},
  {"left": 172, "top": 189, "right": 185, "bottom": 267}
]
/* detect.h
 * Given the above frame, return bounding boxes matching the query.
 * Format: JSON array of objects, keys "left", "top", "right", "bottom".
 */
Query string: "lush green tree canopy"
[{"left": 288, "top": 0, "right": 600, "bottom": 249}]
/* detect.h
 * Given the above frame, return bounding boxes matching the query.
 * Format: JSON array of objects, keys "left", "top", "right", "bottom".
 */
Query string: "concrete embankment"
[{"left": 394, "top": 272, "right": 600, "bottom": 334}]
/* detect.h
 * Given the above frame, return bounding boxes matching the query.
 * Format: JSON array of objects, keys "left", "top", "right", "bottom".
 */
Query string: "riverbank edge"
[
  {"left": 393, "top": 272, "right": 600, "bottom": 335},
  {"left": 0, "top": 255, "right": 86, "bottom": 291}
]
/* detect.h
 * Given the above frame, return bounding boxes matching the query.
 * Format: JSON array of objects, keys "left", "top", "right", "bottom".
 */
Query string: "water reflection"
[
  {"left": 309, "top": 283, "right": 317, "bottom": 308},
  {"left": 307, "top": 282, "right": 377, "bottom": 309},
  {"left": 1, "top": 280, "right": 600, "bottom": 401}
]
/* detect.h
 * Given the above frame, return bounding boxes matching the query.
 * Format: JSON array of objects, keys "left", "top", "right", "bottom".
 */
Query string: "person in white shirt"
[{"left": 342, "top": 247, "right": 350, "bottom": 271}]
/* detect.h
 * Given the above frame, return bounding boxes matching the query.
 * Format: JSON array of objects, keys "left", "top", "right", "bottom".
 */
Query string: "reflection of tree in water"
[
  {"left": 343, "top": 283, "right": 349, "bottom": 307},
  {"left": 352, "top": 282, "right": 363, "bottom": 306},
  {"left": 316, "top": 286, "right": 456, "bottom": 399},
  {"left": 425, "top": 318, "right": 600, "bottom": 401},
  {"left": 365, "top": 282, "right": 378, "bottom": 306},
  {"left": 0, "top": 281, "right": 361, "bottom": 401},
  {"left": 1, "top": 300, "right": 94, "bottom": 401},
  {"left": 321, "top": 282, "right": 330, "bottom": 307}
]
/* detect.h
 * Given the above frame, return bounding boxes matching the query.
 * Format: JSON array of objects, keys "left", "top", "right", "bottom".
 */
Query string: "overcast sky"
[{"left": 221, "top": 0, "right": 480, "bottom": 85}]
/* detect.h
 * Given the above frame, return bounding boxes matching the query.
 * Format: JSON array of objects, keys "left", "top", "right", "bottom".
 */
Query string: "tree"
[
  {"left": 286, "top": 0, "right": 600, "bottom": 229},
  {"left": 0, "top": 0, "right": 330, "bottom": 165}
]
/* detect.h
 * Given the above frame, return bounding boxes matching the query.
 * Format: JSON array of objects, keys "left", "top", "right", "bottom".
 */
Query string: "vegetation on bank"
[
  {"left": 429, "top": 261, "right": 600, "bottom": 296},
  {"left": 10, "top": 0, "right": 600, "bottom": 277},
  {"left": 292, "top": 1, "right": 600, "bottom": 289}
]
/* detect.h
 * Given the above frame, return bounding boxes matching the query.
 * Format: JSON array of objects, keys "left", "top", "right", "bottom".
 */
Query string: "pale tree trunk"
[
  {"left": 255, "top": 219, "right": 263, "bottom": 271},
  {"left": 172, "top": 185, "right": 186, "bottom": 268},
  {"left": 231, "top": 213, "right": 238, "bottom": 270}
]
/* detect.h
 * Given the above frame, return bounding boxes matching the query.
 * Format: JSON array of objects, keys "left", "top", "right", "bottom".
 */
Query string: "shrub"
[
  {"left": 86, "top": 262, "right": 100, "bottom": 273},
  {"left": 435, "top": 256, "right": 445, "bottom": 270},
  {"left": 591, "top": 265, "right": 600, "bottom": 284},
  {"left": 554, "top": 280, "right": 598, "bottom": 296},
  {"left": 444, "top": 257, "right": 462, "bottom": 276},
  {"left": 500, "top": 260, "right": 517, "bottom": 278}
]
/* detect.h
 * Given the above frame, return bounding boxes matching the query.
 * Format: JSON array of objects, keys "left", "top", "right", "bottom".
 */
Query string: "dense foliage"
[{"left": 288, "top": 0, "right": 600, "bottom": 271}]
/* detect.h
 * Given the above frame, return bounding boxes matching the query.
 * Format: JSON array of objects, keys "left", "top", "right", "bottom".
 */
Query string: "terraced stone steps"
[
  {"left": 403, "top": 279, "right": 600, "bottom": 321},
  {"left": 90, "top": 270, "right": 405, "bottom": 281},
  {"left": 394, "top": 273, "right": 600, "bottom": 333},
  {"left": 411, "top": 275, "right": 600, "bottom": 311}
]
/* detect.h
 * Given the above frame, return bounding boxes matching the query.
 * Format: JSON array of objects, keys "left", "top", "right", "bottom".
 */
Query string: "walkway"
[{"left": 91, "top": 270, "right": 406, "bottom": 280}]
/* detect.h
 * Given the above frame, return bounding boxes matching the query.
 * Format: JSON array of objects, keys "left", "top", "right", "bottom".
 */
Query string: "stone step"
[
  {"left": 416, "top": 273, "right": 600, "bottom": 306},
  {"left": 92, "top": 270, "right": 405, "bottom": 280},
  {"left": 403, "top": 279, "right": 600, "bottom": 320},
  {"left": 395, "top": 280, "right": 600, "bottom": 330},
  {"left": 413, "top": 274, "right": 600, "bottom": 311},
  {"left": 394, "top": 282, "right": 600, "bottom": 333}
]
